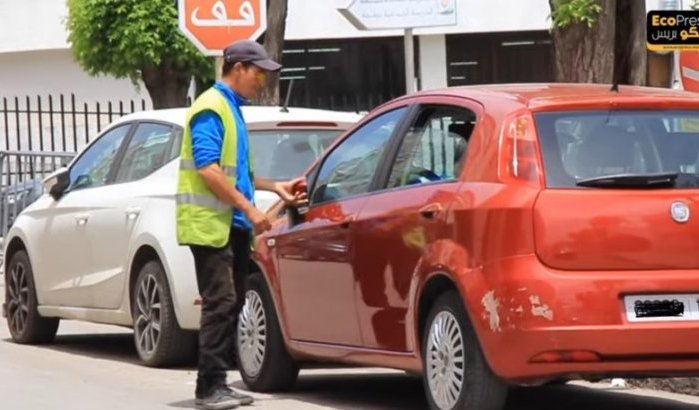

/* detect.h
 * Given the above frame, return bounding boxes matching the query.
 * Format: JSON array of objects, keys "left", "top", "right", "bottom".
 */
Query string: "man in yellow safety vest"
[{"left": 176, "top": 40, "right": 305, "bottom": 410}]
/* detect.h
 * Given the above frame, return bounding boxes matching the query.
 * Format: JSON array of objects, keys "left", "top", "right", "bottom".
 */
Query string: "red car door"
[
  {"left": 352, "top": 99, "right": 481, "bottom": 351},
  {"left": 273, "top": 106, "right": 411, "bottom": 346}
]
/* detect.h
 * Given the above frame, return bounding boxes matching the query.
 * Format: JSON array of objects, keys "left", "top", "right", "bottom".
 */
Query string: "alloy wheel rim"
[
  {"left": 134, "top": 274, "right": 161, "bottom": 357},
  {"left": 237, "top": 290, "right": 266, "bottom": 377},
  {"left": 7, "top": 261, "right": 29, "bottom": 337},
  {"left": 426, "top": 311, "right": 465, "bottom": 410}
]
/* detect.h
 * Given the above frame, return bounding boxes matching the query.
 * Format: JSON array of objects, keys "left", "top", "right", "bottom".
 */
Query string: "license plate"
[{"left": 624, "top": 294, "right": 699, "bottom": 322}]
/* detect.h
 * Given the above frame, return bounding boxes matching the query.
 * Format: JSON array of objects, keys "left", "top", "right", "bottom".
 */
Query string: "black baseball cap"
[{"left": 223, "top": 40, "right": 282, "bottom": 72}]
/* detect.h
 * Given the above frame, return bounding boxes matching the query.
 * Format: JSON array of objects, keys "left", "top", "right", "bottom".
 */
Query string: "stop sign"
[
  {"left": 680, "top": 51, "right": 699, "bottom": 92},
  {"left": 178, "top": 0, "right": 267, "bottom": 56}
]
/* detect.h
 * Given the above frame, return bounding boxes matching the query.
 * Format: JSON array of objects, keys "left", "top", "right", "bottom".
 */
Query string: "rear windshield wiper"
[{"left": 575, "top": 172, "right": 679, "bottom": 188}]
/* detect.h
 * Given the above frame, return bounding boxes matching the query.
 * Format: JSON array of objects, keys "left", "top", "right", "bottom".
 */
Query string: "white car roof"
[{"left": 111, "top": 105, "right": 364, "bottom": 128}]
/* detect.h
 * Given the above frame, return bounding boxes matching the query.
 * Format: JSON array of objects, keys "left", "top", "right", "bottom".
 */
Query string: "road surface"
[{"left": 1, "top": 280, "right": 698, "bottom": 409}]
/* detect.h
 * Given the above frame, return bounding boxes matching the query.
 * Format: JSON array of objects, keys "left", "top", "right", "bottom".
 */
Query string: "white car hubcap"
[
  {"left": 134, "top": 274, "right": 161, "bottom": 357},
  {"left": 427, "top": 311, "right": 465, "bottom": 410},
  {"left": 238, "top": 289, "right": 266, "bottom": 377}
]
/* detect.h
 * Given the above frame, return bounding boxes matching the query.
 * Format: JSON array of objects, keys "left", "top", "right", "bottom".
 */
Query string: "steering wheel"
[{"left": 404, "top": 167, "right": 441, "bottom": 185}]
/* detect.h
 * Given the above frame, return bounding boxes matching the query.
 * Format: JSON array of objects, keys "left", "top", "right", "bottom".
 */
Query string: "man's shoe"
[
  {"left": 195, "top": 386, "right": 240, "bottom": 410},
  {"left": 221, "top": 385, "right": 254, "bottom": 406}
]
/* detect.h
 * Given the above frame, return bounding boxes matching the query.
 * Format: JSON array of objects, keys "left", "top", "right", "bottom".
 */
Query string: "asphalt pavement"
[{"left": 1, "top": 280, "right": 699, "bottom": 409}]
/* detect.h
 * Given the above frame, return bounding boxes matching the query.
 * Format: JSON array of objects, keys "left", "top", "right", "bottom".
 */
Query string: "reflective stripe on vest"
[
  {"left": 176, "top": 87, "right": 240, "bottom": 248},
  {"left": 179, "top": 158, "right": 237, "bottom": 178},
  {"left": 175, "top": 193, "right": 230, "bottom": 211}
]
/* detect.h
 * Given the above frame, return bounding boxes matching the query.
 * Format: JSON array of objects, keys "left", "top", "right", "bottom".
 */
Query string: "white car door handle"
[
  {"left": 75, "top": 214, "right": 89, "bottom": 225},
  {"left": 126, "top": 207, "right": 141, "bottom": 220}
]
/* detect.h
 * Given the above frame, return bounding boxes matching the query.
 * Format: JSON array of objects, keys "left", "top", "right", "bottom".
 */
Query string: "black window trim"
[
  {"left": 64, "top": 121, "right": 137, "bottom": 194},
  {"left": 373, "top": 102, "right": 479, "bottom": 194},
  {"left": 165, "top": 124, "right": 184, "bottom": 164},
  {"left": 110, "top": 120, "right": 179, "bottom": 185},
  {"left": 305, "top": 104, "right": 418, "bottom": 208}
]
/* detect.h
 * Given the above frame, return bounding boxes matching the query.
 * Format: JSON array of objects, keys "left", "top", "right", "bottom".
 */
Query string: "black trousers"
[{"left": 189, "top": 227, "right": 251, "bottom": 396}]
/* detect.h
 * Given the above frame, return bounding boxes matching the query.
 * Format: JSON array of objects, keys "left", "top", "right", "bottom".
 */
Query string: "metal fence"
[
  {"left": 0, "top": 94, "right": 152, "bottom": 153},
  {"left": 0, "top": 91, "right": 378, "bottom": 155},
  {"left": 0, "top": 150, "right": 76, "bottom": 238}
]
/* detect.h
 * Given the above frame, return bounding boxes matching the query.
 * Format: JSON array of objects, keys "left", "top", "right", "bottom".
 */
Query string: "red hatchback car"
[{"left": 233, "top": 84, "right": 699, "bottom": 410}]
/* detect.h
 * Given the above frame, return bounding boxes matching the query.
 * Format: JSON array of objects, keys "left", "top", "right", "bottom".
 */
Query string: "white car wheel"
[
  {"left": 132, "top": 260, "right": 196, "bottom": 367},
  {"left": 423, "top": 291, "right": 507, "bottom": 410},
  {"left": 5, "top": 250, "right": 59, "bottom": 344},
  {"left": 238, "top": 289, "right": 267, "bottom": 378},
  {"left": 426, "top": 311, "right": 466, "bottom": 410},
  {"left": 235, "top": 272, "right": 299, "bottom": 392},
  {"left": 134, "top": 272, "right": 162, "bottom": 357}
]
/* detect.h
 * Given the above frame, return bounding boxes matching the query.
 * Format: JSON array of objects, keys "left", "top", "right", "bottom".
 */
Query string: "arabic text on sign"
[{"left": 191, "top": 0, "right": 256, "bottom": 27}]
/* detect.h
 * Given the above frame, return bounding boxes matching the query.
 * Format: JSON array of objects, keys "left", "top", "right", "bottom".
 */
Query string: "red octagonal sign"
[
  {"left": 178, "top": 0, "right": 267, "bottom": 56},
  {"left": 680, "top": 51, "right": 699, "bottom": 93}
]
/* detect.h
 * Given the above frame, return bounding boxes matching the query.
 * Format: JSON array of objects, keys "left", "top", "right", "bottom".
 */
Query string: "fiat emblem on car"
[{"left": 671, "top": 201, "right": 691, "bottom": 223}]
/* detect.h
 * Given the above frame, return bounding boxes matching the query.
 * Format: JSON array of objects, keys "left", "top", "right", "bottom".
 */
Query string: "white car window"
[
  {"left": 115, "top": 122, "right": 174, "bottom": 183},
  {"left": 69, "top": 124, "right": 131, "bottom": 191},
  {"left": 250, "top": 130, "right": 341, "bottom": 181}
]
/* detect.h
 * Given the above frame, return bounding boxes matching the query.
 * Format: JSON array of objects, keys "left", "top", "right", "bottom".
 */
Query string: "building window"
[
  {"left": 279, "top": 38, "right": 407, "bottom": 112},
  {"left": 446, "top": 31, "right": 554, "bottom": 86}
]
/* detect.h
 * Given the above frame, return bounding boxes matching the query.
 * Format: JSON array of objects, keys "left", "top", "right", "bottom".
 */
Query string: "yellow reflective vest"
[{"left": 176, "top": 88, "right": 244, "bottom": 248}]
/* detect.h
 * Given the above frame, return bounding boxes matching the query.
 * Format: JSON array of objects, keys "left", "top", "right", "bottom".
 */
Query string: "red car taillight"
[{"left": 499, "top": 110, "right": 544, "bottom": 187}]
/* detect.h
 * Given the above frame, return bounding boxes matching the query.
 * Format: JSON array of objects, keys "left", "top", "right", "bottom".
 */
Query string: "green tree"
[{"left": 66, "top": 0, "right": 214, "bottom": 108}]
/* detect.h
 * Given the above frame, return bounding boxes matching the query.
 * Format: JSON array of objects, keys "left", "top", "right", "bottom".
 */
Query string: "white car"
[{"left": 2, "top": 106, "right": 361, "bottom": 366}]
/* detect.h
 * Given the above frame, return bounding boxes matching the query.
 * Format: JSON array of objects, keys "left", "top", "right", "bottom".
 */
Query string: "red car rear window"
[{"left": 534, "top": 110, "right": 699, "bottom": 188}]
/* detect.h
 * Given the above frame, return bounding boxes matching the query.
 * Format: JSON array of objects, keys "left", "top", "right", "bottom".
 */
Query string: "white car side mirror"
[{"left": 43, "top": 167, "right": 70, "bottom": 200}]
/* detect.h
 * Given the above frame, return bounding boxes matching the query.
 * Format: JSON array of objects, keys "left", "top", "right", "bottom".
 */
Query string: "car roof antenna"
[{"left": 281, "top": 77, "right": 294, "bottom": 113}]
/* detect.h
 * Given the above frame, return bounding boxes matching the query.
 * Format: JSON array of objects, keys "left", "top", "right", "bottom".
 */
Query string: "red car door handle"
[
  {"left": 339, "top": 214, "right": 356, "bottom": 229},
  {"left": 419, "top": 203, "right": 443, "bottom": 219}
]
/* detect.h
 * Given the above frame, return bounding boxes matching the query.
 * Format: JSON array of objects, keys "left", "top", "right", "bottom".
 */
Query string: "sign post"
[
  {"left": 339, "top": 0, "right": 457, "bottom": 94},
  {"left": 404, "top": 28, "right": 415, "bottom": 93},
  {"left": 178, "top": 0, "right": 268, "bottom": 79}
]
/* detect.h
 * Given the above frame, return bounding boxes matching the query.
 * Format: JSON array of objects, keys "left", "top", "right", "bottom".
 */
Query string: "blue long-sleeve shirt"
[{"left": 190, "top": 81, "right": 254, "bottom": 230}]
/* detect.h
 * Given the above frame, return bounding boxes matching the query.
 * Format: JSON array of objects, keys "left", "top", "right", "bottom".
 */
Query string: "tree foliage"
[
  {"left": 550, "top": 0, "right": 603, "bottom": 28},
  {"left": 66, "top": 0, "right": 214, "bottom": 106}
]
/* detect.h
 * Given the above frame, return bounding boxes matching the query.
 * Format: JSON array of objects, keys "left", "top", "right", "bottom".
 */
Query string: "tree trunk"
[
  {"left": 614, "top": 0, "right": 647, "bottom": 85},
  {"left": 257, "top": 0, "right": 288, "bottom": 106},
  {"left": 141, "top": 61, "right": 192, "bottom": 109},
  {"left": 549, "top": 0, "right": 616, "bottom": 83},
  {"left": 194, "top": 75, "right": 215, "bottom": 99}
]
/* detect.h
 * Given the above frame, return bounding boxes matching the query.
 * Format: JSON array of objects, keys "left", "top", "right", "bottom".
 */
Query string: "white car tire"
[
  {"left": 5, "top": 250, "right": 59, "bottom": 344},
  {"left": 423, "top": 291, "right": 507, "bottom": 410},
  {"left": 235, "top": 272, "right": 299, "bottom": 392},
  {"left": 132, "top": 260, "right": 196, "bottom": 367}
]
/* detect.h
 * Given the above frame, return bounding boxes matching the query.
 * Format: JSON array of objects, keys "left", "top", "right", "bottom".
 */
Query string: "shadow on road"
[
  {"left": 2, "top": 328, "right": 698, "bottom": 410},
  {"left": 3, "top": 332, "right": 197, "bottom": 370},
  {"left": 508, "top": 385, "right": 699, "bottom": 410},
  {"left": 240, "top": 372, "right": 427, "bottom": 410},
  {"left": 231, "top": 374, "right": 699, "bottom": 410}
]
